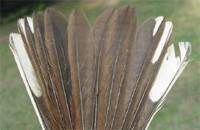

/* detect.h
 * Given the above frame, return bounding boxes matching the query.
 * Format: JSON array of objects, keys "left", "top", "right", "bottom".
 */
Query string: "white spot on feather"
[
  {"left": 149, "top": 42, "right": 191, "bottom": 102},
  {"left": 153, "top": 16, "right": 164, "bottom": 36},
  {"left": 9, "top": 33, "right": 42, "bottom": 97},
  {"left": 27, "top": 17, "right": 34, "bottom": 33},
  {"left": 152, "top": 21, "right": 173, "bottom": 63}
]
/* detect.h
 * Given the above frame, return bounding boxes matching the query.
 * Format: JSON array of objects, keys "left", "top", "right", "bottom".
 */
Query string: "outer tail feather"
[
  {"left": 130, "top": 21, "right": 173, "bottom": 130},
  {"left": 9, "top": 33, "right": 45, "bottom": 129}
]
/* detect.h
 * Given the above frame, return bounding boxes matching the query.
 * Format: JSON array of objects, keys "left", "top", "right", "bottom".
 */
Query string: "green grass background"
[{"left": 0, "top": 0, "right": 200, "bottom": 129}]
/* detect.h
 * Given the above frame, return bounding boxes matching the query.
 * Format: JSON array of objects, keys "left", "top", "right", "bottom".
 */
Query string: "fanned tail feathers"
[{"left": 9, "top": 6, "right": 191, "bottom": 130}]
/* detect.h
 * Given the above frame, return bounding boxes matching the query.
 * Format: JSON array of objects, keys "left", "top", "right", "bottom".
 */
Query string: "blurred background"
[{"left": 0, "top": 0, "right": 200, "bottom": 129}]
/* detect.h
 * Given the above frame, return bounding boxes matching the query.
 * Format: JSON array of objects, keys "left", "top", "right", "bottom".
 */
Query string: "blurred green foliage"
[{"left": 0, "top": 0, "right": 55, "bottom": 24}]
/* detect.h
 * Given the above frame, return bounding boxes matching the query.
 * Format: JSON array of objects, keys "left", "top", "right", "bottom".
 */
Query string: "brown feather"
[
  {"left": 68, "top": 10, "right": 95, "bottom": 130},
  {"left": 130, "top": 19, "right": 172, "bottom": 130},
  {"left": 105, "top": 6, "right": 137, "bottom": 130},
  {"left": 44, "top": 8, "right": 72, "bottom": 129},
  {"left": 92, "top": 8, "right": 115, "bottom": 130}
]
